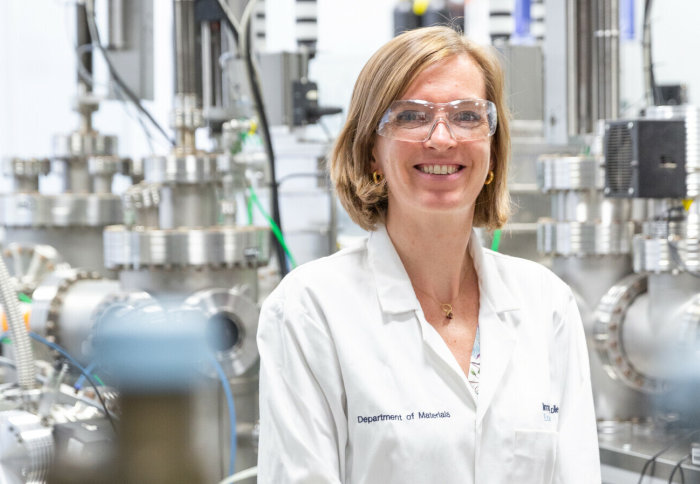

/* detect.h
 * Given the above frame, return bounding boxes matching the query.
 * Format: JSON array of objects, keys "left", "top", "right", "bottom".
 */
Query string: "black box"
[{"left": 604, "top": 119, "right": 687, "bottom": 198}]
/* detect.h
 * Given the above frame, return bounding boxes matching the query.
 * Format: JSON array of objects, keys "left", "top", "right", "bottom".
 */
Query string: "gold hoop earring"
[
  {"left": 484, "top": 170, "right": 494, "bottom": 186},
  {"left": 372, "top": 171, "right": 384, "bottom": 184}
]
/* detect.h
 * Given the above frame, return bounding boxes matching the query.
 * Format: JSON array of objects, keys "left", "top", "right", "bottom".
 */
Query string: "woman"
[{"left": 257, "top": 26, "right": 600, "bottom": 484}]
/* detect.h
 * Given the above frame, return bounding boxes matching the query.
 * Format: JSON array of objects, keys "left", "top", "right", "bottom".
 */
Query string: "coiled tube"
[{"left": 0, "top": 253, "right": 35, "bottom": 391}]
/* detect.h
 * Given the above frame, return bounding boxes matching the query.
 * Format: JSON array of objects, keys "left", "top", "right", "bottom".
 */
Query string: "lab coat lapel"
[
  {"left": 367, "top": 225, "right": 421, "bottom": 315},
  {"left": 469, "top": 232, "right": 520, "bottom": 425}
]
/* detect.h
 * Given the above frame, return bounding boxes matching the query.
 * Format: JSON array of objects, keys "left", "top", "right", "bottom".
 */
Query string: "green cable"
[
  {"left": 490, "top": 229, "right": 502, "bottom": 252},
  {"left": 18, "top": 293, "right": 32, "bottom": 303},
  {"left": 248, "top": 185, "right": 297, "bottom": 269},
  {"left": 247, "top": 195, "right": 254, "bottom": 225}
]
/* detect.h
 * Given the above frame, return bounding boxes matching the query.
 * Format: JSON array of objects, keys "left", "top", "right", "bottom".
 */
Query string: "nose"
[{"left": 424, "top": 117, "right": 457, "bottom": 147}]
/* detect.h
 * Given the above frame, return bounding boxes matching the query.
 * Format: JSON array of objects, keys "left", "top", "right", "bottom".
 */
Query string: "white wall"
[
  {"left": 0, "top": 1, "right": 76, "bottom": 158},
  {"left": 619, "top": 0, "right": 700, "bottom": 116}
]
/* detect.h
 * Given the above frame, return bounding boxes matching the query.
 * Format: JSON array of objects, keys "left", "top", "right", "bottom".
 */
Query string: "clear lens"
[{"left": 377, "top": 99, "right": 497, "bottom": 142}]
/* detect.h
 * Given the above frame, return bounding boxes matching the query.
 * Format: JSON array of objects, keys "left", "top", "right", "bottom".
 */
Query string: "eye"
[
  {"left": 394, "top": 110, "right": 428, "bottom": 125},
  {"left": 452, "top": 110, "right": 482, "bottom": 124}
]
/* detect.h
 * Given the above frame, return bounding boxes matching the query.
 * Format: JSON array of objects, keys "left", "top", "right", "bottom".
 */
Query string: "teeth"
[{"left": 419, "top": 165, "right": 459, "bottom": 175}]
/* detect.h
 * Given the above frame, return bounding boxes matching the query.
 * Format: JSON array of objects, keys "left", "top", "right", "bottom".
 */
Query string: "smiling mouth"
[{"left": 416, "top": 164, "right": 463, "bottom": 175}]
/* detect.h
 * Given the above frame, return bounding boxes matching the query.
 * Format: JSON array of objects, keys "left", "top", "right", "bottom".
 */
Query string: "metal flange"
[
  {"left": 103, "top": 225, "right": 270, "bottom": 269},
  {"left": 182, "top": 287, "right": 259, "bottom": 378},
  {"left": 144, "top": 153, "right": 221, "bottom": 184},
  {"left": 536, "top": 155, "right": 603, "bottom": 192},
  {"left": 53, "top": 132, "right": 118, "bottom": 158},
  {"left": 0, "top": 193, "right": 122, "bottom": 227},
  {"left": 30, "top": 268, "right": 103, "bottom": 346},
  {"left": 87, "top": 155, "right": 128, "bottom": 176},
  {"left": 0, "top": 410, "right": 53, "bottom": 483},
  {"left": 633, "top": 235, "right": 700, "bottom": 274},
  {"left": 593, "top": 273, "right": 668, "bottom": 393},
  {"left": 4, "top": 158, "right": 51, "bottom": 178},
  {"left": 537, "top": 220, "right": 635, "bottom": 255}
]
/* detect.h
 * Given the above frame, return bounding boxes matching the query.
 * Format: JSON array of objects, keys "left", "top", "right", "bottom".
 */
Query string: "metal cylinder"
[
  {"left": 165, "top": 184, "right": 219, "bottom": 228},
  {"left": 14, "top": 178, "right": 39, "bottom": 193},
  {"left": 622, "top": 273, "right": 700, "bottom": 381},
  {"left": 201, "top": 21, "right": 225, "bottom": 117},
  {"left": 66, "top": 161, "right": 91, "bottom": 193},
  {"left": 537, "top": 155, "right": 635, "bottom": 255},
  {"left": 553, "top": 256, "right": 649, "bottom": 419},
  {"left": 173, "top": 0, "right": 198, "bottom": 96},
  {"left": 4, "top": 226, "right": 115, "bottom": 277},
  {"left": 592, "top": 0, "right": 619, "bottom": 123},
  {"left": 107, "top": 0, "right": 126, "bottom": 50},
  {"left": 576, "top": 0, "right": 592, "bottom": 133},
  {"left": 28, "top": 269, "right": 121, "bottom": 362}
]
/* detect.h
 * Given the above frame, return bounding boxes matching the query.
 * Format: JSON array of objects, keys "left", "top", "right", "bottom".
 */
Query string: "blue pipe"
[
  {"left": 512, "top": 0, "right": 533, "bottom": 44},
  {"left": 620, "top": 0, "right": 635, "bottom": 41}
]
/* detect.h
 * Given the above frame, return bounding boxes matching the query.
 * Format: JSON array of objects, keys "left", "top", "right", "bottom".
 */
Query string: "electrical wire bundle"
[
  {"left": 216, "top": 0, "right": 291, "bottom": 276},
  {"left": 636, "top": 429, "right": 700, "bottom": 484}
]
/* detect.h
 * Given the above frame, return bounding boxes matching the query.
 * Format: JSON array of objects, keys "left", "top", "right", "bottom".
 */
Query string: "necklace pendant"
[{"left": 441, "top": 303, "right": 454, "bottom": 319}]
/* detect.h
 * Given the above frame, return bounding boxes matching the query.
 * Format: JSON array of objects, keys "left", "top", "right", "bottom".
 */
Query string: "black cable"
[
  {"left": 74, "top": 42, "right": 160, "bottom": 155},
  {"left": 85, "top": 2, "right": 176, "bottom": 147},
  {"left": 27, "top": 332, "right": 119, "bottom": 435},
  {"left": 63, "top": 357, "right": 119, "bottom": 435},
  {"left": 242, "top": 1, "right": 289, "bottom": 276},
  {"left": 3, "top": 331, "right": 119, "bottom": 435},
  {"left": 637, "top": 429, "right": 700, "bottom": 484},
  {"left": 668, "top": 454, "right": 689, "bottom": 483},
  {"left": 642, "top": 0, "right": 658, "bottom": 106},
  {"left": 219, "top": 9, "right": 240, "bottom": 46}
]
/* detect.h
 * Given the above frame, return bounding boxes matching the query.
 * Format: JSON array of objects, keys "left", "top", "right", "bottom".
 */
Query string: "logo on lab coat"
[{"left": 542, "top": 402, "right": 559, "bottom": 422}]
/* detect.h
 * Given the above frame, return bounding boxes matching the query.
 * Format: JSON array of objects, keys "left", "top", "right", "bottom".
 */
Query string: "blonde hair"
[{"left": 330, "top": 26, "right": 511, "bottom": 231}]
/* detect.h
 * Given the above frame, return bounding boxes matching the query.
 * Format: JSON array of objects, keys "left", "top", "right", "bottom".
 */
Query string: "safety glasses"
[{"left": 376, "top": 98, "right": 497, "bottom": 142}]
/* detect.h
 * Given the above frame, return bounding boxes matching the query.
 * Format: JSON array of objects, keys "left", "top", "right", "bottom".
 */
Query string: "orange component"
[{"left": 1, "top": 309, "right": 31, "bottom": 333}]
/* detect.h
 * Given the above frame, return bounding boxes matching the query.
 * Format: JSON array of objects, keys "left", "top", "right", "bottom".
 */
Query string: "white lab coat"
[{"left": 257, "top": 225, "right": 601, "bottom": 484}]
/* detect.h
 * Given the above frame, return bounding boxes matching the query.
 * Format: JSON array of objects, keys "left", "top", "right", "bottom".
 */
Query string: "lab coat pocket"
[{"left": 511, "top": 429, "right": 558, "bottom": 484}]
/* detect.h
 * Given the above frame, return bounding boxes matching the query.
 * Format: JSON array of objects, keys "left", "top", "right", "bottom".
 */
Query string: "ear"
[{"left": 370, "top": 148, "right": 379, "bottom": 172}]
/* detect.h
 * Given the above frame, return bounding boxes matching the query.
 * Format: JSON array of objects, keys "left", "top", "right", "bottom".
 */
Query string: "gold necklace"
[
  {"left": 411, "top": 262, "right": 474, "bottom": 321},
  {"left": 440, "top": 303, "right": 454, "bottom": 319},
  {"left": 413, "top": 286, "right": 455, "bottom": 320}
]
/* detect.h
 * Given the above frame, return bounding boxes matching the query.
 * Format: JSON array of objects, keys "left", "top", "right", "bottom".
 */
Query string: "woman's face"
[{"left": 372, "top": 54, "right": 492, "bottom": 221}]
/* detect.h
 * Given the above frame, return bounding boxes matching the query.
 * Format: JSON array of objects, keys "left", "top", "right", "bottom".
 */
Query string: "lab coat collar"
[
  {"left": 368, "top": 225, "right": 520, "bottom": 315},
  {"left": 367, "top": 225, "right": 421, "bottom": 314},
  {"left": 469, "top": 230, "right": 520, "bottom": 314}
]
